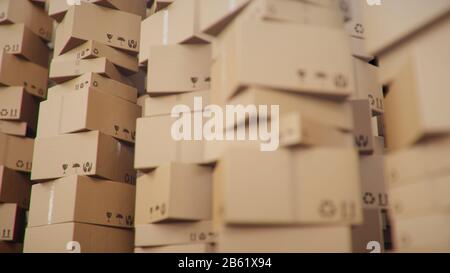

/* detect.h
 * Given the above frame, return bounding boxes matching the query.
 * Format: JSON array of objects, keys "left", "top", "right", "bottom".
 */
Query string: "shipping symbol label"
[
  {"left": 0, "top": 108, "right": 19, "bottom": 118},
  {"left": 3, "top": 44, "right": 20, "bottom": 53}
]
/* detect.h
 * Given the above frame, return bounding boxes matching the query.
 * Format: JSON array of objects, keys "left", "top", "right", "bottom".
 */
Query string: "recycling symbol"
[
  {"left": 0, "top": 109, "right": 8, "bottom": 116},
  {"left": 363, "top": 192, "right": 376, "bottom": 205},
  {"left": 354, "top": 23, "right": 365, "bottom": 35},
  {"left": 16, "top": 160, "right": 24, "bottom": 168},
  {"left": 319, "top": 200, "right": 337, "bottom": 218},
  {"left": 334, "top": 74, "right": 348, "bottom": 88}
]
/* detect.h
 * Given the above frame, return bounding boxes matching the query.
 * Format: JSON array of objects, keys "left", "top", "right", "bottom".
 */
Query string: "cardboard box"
[
  {"left": 390, "top": 174, "right": 450, "bottom": 220},
  {"left": 135, "top": 221, "right": 216, "bottom": 247},
  {"left": 139, "top": 0, "right": 211, "bottom": 65},
  {"left": 135, "top": 163, "right": 212, "bottom": 224},
  {"left": 47, "top": 73, "right": 137, "bottom": 104},
  {"left": 0, "top": 166, "right": 31, "bottom": 209},
  {"left": 0, "top": 120, "right": 28, "bottom": 137},
  {"left": 54, "top": 2, "right": 141, "bottom": 56},
  {"left": 28, "top": 175, "right": 135, "bottom": 229},
  {"left": 135, "top": 115, "right": 205, "bottom": 170},
  {"left": 215, "top": 20, "right": 354, "bottom": 101},
  {"left": 135, "top": 244, "right": 213, "bottom": 253},
  {"left": 0, "top": 52, "right": 48, "bottom": 99},
  {"left": 352, "top": 99, "right": 374, "bottom": 154},
  {"left": 214, "top": 225, "right": 352, "bottom": 253},
  {"left": 48, "top": 0, "right": 147, "bottom": 22},
  {"left": 384, "top": 45, "right": 450, "bottom": 151},
  {"left": 0, "top": 241, "right": 22, "bottom": 253},
  {"left": 362, "top": 0, "right": 450, "bottom": 55},
  {"left": 199, "top": 0, "right": 249, "bottom": 36},
  {"left": 37, "top": 88, "right": 140, "bottom": 143},
  {"left": 0, "top": 87, "right": 39, "bottom": 131},
  {"left": 31, "top": 131, "right": 135, "bottom": 183},
  {"left": 141, "top": 90, "right": 210, "bottom": 117},
  {"left": 352, "top": 58, "right": 384, "bottom": 114},
  {"left": 147, "top": 44, "right": 211, "bottom": 94},
  {"left": 50, "top": 57, "right": 131, "bottom": 86},
  {"left": 359, "top": 155, "right": 388, "bottom": 209},
  {"left": 213, "top": 146, "right": 362, "bottom": 225},
  {"left": 0, "top": 0, "right": 53, "bottom": 41},
  {"left": 24, "top": 222, "right": 134, "bottom": 253},
  {"left": 351, "top": 209, "right": 386, "bottom": 253},
  {"left": 0, "top": 23, "right": 50, "bottom": 68},
  {"left": 53, "top": 40, "right": 139, "bottom": 75},
  {"left": 0, "top": 133, "right": 34, "bottom": 173},
  {"left": 349, "top": 36, "right": 374, "bottom": 62},
  {"left": 0, "top": 203, "right": 26, "bottom": 242}
]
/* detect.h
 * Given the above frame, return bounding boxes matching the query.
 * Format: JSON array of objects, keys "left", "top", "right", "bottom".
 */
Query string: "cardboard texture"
[
  {"left": 0, "top": 241, "right": 22, "bottom": 253},
  {"left": 54, "top": 2, "right": 141, "bottom": 56},
  {"left": 359, "top": 155, "right": 388, "bottom": 209},
  {"left": 135, "top": 163, "right": 212, "bottom": 224},
  {"left": 0, "top": 203, "right": 26, "bottom": 242},
  {"left": 0, "top": 120, "right": 28, "bottom": 137},
  {"left": 0, "top": 166, "right": 31, "bottom": 209},
  {"left": 352, "top": 58, "right": 384, "bottom": 114},
  {"left": 141, "top": 90, "right": 210, "bottom": 117},
  {"left": 0, "top": 87, "right": 39, "bottom": 131},
  {"left": 0, "top": 52, "right": 49, "bottom": 99},
  {"left": 352, "top": 99, "right": 374, "bottom": 154},
  {"left": 37, "top": 88, "right": 140, "bottom": 143},
  {"left": 0, "top": 133, "right": 34, "bottom": 173},
  {"left": 28, "top": 175, "right": 135, "bottom": 228},
  {"left": 199, "top": 0, "right": 250, "bottom": 36},
  {"left": 31, "top": 131, "right": 136, "bottom": 183},
  {"left": 24, "top": 222, "right": 134, "bottom": 253}
]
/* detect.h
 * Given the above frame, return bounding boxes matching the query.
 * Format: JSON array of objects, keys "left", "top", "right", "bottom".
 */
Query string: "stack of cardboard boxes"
[
  {"left": 362, "top": 0, "right": 450, "bottom": 252},
  {"left": 0, "top": 0, "right": 51, "bottom": 253},
  {"left": 22, "top": 0, "right": 146, "bottom": 253},
  {"left": 340, "top": 0, "right": 391, "bottom": 252}
]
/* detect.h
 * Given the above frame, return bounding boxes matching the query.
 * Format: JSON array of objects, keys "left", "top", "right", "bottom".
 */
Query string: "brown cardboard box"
[
  {"left": 0, "top": 133, "right": 34, "bottom": 173},
  {"left": 50, "top": 57, "right": 131, "bottom": 86},
  {"left": 28, "top": 175, "right": 135, "bottom": 228},
  {"left": 0, "top": 87, "right": 39, "bottom": 131},
  {"left": 0, "top": 120, "right": 28, "bottom": 137},
  {"left": 199, "top": 0, "right": 250, "bottom": 36},
  {"left": 213, "top": 146, "right": 362, "bottom": 225},
  {"left": 37, "top": 88, "right": 140, "bottom": 143},
  {"left": 135, "top": 163, "right": 212, "bottom": 224},
  {"left": 215, "top": 20, "right": 354, "bottom": 101},
  {"left": 0, "top": 0, "right": 53, "bottom": 41},
  {"left": 359, "top": 155, "right": 388, "bottom": 209},
  {"left": 135, "top": 115, "right": 205, "bottom": 170},
  {"left": 135, "top": 221, "right": 216, "bottom": 247},
  {"left": 390, "top": 174, "right": 450, "bottom": 220},
  {"left": 214, "top": 225, "right": 352, "bottom": 253},
  {"left": 0, "top": 23, "right": 50, "bottom": 68},
  {"left": 47, "top": 73, "right": 137, "bottom": 104},
  {"left": 0, "top": 241, "right": 22, "bottom": 253},
  {"left": 0, "top": 52, "right": 48, "bottom": 99},
  {"left": 147, "top": 44, "right": 211, "bottom": 94},
  {"left": 48, "top": 0, "right": 147, "bottom": 22},
  {"left": 352, "top": 100, "right": 374, "bottom": 154},
  {"left": 349, "top": 36, "right": 374, "bottom": 62},
  {"left": 351, "top": 209, "right": 385, "bottom": 253},
  {"left": 139, "top": 0, "right": 211, "bottom": 65},
  {"left": 386, "top": 136, "right": 450, "bottom": 187},
  {"left": 31, "top": 131, "right": 135, "bottom": 183},
  {"left": 352, "top": 58, "right": 384, "bottom": 114},
  {"left": 154, "top": 0, "right": 174, "bottom": 11},
  {"left": 141, "top": 90, "right": 209, "bottom": 117},
  {"left": 24, "top": 222, "right": 134, "bottom": 253},
  {"left": 54, "top": 2, "right": 141, "bottom": 56},
  {"left": 340, "top": 0, "right": 365, "bottom": 39},
  {"left": 0, "top": 203, "right": 26, "bottom": 242},
  {"left": 0, "top": 166, "right": 31, "bottom": 209},
  {"left": 135, "top": 244, "right": 213, "bottom": 253},
  {"left": 362, "top": 0, "right": 450, "bottom": 55}
]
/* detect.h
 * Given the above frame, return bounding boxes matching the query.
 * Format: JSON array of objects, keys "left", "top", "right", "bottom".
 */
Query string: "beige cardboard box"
[
  {"left": 135, "top": 244, "right": 213, "bottom": 253},
  {"left": 0, "top": 0, "right": 53, "bottom": 41},
  {"left": 362, "top": 0, "right": 450, "bottom": 55},
  {"left": 31, "top": 131, "right": 135, "bottom": 183},
  {"left": 359, "top": 155, "right": 388, "bottom": 209},
  {"left": 139, "top": 0, "right": 211, "bottom": 65},
  {"left": 392, "top": 213, "right": 450, "bottom": 252},
  {"left": 48, "top": 0, "right": 146, "bottom": 22},
  {"left": 28, "top": 175, "right": 135, "bottom": 229},
  {"left": 54, "top": 2, "right": 141, "bottom": 56},
  {"left": 199, "top": 0, "right": 250, "bottom": 36},
  {"left": 50, "top": 57, "right": 131, "bottom": 86},
  {"left": 214, "top": 225, "right": 352, "bottom": 253},
  {"left": 147, "top": 44, "right": 211, "bottom": 94},
  {"left": 0, "top": 52, "right": 48, "bottom": 99},
  {"left": 0, "top": 241, "right": 22, "bottom": 253},
  {"left": 0, "top": 23, "right": 50, "bottom": 68},
  {"left": 135, "top": 221, "right": 216, "bottom": 247},
  {"left": 352, "top": 99, "right": 374, "bottom": 154},
  {"left": 390, "top": 174, "right": 450, "bottom": 220},
  {"left": 340, "top": 0, "right": 365, "bottom": 39},
  {"left": 141, "top": 90, "right": 210, "bottom": 117},
  {"left": 0, "top": 166, "right": 31, "bottom": 209},
  {"left": 0, "top": 120, "right": 28, "bottom": 137},
  {"left": 213, "top": 146, "right": 362, "bottom": 226},
  {"left": 349, "top": 36, "right": 374, "bottom": 62},
  {"left": 352, "top": 58, "right": 384, "bottom": 114},
  {"left": 47, "top": 73, "right": 137, "bottom": 104},
  {"left": 24, "top": 222, "right": 134, "bottom": 253},
  {"left": 373, "top": 136, "right": 386, "bottom": 155},
  {"left": 0, "top": 87, "right": 39, "bottom": 131},
  {"left": 135, "top": 115, "right": 205, "bottom": 170},
  {"left": 0, "top": 133, "right": 34, "bottom": 173},
  {"left": 54, "top": 40, "right": 139, "bottom": 75},
  {"left": 351, "top": 209, "right": 386, "bottom": 253},
  {"left": 37, "top": 88, "right": 140, "bottom": 143},
  {"left": 215, "top": 20, "right": 354, "bottom": 101},
  {"left": 384, "top": 44, "right": 450, "bottom": 151},
  {"left": 135, "top": 163, "right": 212, "bottom": 224},
  {"left": 0, "top": 203, "right": 26, "bottom": 242},
  {"left": 386, "top": 136, "right": 450, "bottom": 187}
]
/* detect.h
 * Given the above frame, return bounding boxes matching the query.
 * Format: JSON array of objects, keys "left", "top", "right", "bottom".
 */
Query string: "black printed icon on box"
[
  {"left": 106, "top": 212, "right": 112, "bottom": 222},
  {"left": 297, "top": 69, "right": 306, "bottom": 80},
  {"left": 62, "top": 164, "right": 69, "bottom": 174},
  {"left": 114, "top": 125, "right": 120, "bottom": 135},
  {"left": 191, "top": 77, "right": 199, "bottom": 88},
  {"left": 126, "top": 215, "right": 133, "bottom": 226},
  {"left": 83, "top": 162, "right": 93, "bottom": 173},
  {"left": 116, "top": 214, "right": 124, "bottom": 223},
  {"left": 355, "top": 135, "right": 369, "bottom": 148},
  {"left": 72, "top": 163, "right": 81, "bottom": 171},
  {"left": 107, "top": 33, "right": 113, "bottom": 43},
  {"left": 128, "top": 40, "right": 137, "bottom": 49},
  {"left": 335, "top": 74, "right": 348, "bottom": 88},
  {"left": 117, "top": 37, "right": 125, "bottom": 45},
  {"left": 319, "top": 200, "right": 337, "bottom": 218},
  {"left": 16, "top": 160, "right": 24, "bottom": 169},
  {"left": 363, "top": 192, "right": 376, "bottom": 205},
  {"left": 354, "top": 24, "right": 364, "bottom": 35}
]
